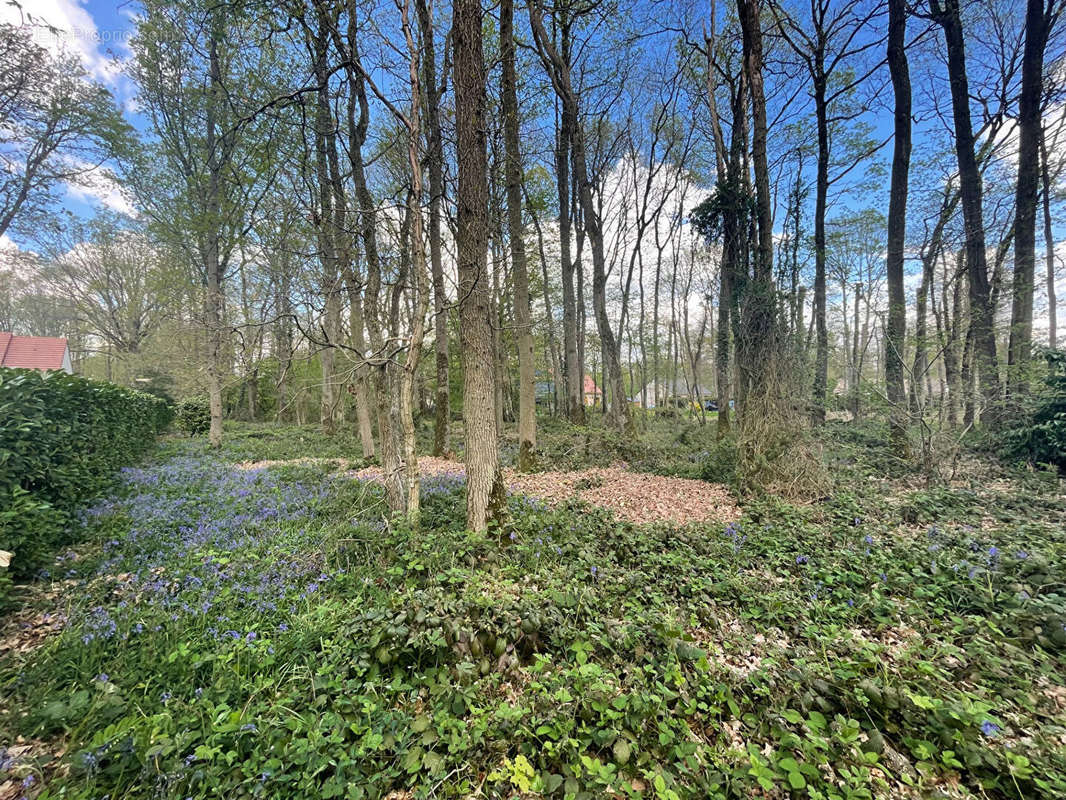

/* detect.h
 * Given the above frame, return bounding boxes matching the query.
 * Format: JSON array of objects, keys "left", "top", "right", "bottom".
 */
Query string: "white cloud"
[
  {"left": 64, "top": 166, "right": 138, "bottom": 217},
  {"left": 0, "top": 0, "right": 131, "bottom": 86}
]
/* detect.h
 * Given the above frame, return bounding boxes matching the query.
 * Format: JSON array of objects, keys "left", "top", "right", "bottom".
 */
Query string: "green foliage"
[
  {"left": 1000, "top": 349, "right": 1066, "bottom": 470},
  {"left": 0, "top": 367, "right": 168, "bottom": 587},
  {"left": 2, "top": 426, "right": 1064, "bottom": 798},
  {"left": 176, "top": 397, "right": 211, "bottom": 436},
  {"left": 698, "top": 436, "right": 739, "bottom": 484}
]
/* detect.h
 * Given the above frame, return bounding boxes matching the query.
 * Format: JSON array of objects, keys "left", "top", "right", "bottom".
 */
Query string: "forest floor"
[
  {"left": 1, "top": 416, "right": 1064, "bottom": 799},
  {"left": 230, "top": 456, "right": 740, "bottom": 526}
]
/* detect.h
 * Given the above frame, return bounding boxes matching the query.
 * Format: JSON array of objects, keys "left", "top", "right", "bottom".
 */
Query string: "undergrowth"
[{"left": 0, "top": 424, "right": 1063, "bottom": 799}]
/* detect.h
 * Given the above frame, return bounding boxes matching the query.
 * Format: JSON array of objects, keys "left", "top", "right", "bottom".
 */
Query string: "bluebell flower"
[
  {"left": 980, "top": 720, "right": 999, "bottom": 737},
  {"left": 795, "top": 555, "right": 809, "bottom": 565}
]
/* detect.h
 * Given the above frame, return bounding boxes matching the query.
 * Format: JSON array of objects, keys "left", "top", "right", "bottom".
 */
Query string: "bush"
[
  {"left": 698, "top": 435, "right": 739, "bottom": 484},
  {"left": 176, "top": 397, "right": 210, "bottom": 435},
  {"left": 0, "top": 368, "right": 169, "bottom": 588},
  {"left": 1001, "top": 348, "right": 1066, "bottom": 470}
]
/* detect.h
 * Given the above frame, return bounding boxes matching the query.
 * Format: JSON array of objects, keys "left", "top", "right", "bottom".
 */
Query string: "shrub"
[
  {"left": 1001, "top": 349, "right": 1066, "bottom": 470},
  {"left": 176, "top": 397, "right": 211, "bottom": 435},
  {"left": 698, "top": 435, "right": 739, "bottom": 484},
  {"left": 0, "top": 368, "right": 169, "bottom": 588}
]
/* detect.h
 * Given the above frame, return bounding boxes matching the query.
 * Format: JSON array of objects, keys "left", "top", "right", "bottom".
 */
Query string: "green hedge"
[
  {"left": 176, "top": 396, "right": 210, "bottom": 435},
  {"left": 0, "top": 368, "right": 172, "bottom": 586}
]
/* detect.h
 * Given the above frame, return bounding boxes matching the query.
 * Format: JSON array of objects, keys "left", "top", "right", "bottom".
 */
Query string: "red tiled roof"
[{"left": 0, "top": 333, "right": 69, "bottom": 371}]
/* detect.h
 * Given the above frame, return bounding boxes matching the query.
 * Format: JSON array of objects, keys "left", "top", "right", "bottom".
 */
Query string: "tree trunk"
[
  {"left": 551, "top": 19, "right": 582, "bottom": 425},
  {"left": 885, "top": 0, "right": 910, "bottom": 448},
  {"left": 399, "top": 0, "right": 430, "bottom": 525},
  {"left": 339, "top": 1, "right": 402, "bottom": 508},
  {"left": 530, "top": 2, "right": 627, "bottom": 429},
  {"left": 456, "top": 0, "right": 504, "bottom": 532},
  {"left": 501, "top": 0, "right": 536, "bottom": 469},
  {"left": 1042, "top": 129, "right": 1058, "bottom": 348},
  {"left": 737, "top": 0, "right": 777, "bottom": 418},
  {"left": 933, "top": 0, "right": 1001, "bottom": 421},
  {"left": 811, "top": 65, "right": 829, "bottom": 426},
  {"left": 205, "top": 21, "right": 225, "bottom": 449},
  {"left": 1008, "top": 0, "right": 1051, "bottom": 393},
  {"left": 415, "top": 0, "right": 451, "bottom": 457}
]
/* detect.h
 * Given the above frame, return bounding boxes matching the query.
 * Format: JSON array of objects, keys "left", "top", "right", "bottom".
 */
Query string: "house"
[
  {"left": 635, "top": 378, "right": 713, "bottom": 408},
  {"left": 0, "top": 333, "right": 73, "bottom": 373},
  {"left": 582, "top": 374, "right": 602, "bottom": 407}
]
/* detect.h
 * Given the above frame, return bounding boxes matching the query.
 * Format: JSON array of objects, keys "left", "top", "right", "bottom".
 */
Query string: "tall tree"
[
  {"left": 736, "top": 0, "right": 777, "bottom": 415},
  {"left": 1008, "top": 0, "right": 1060, "bottom": 392},
  {"left": 769, "top": 0, "right": 884, "bottom": 425},
  {"left": 129, "top": 0, "right": 272, "bottom": 448},
  {"left": 529, "top": 0, "right": 631, "bottom": 432},
  {"left": 0, "top": 23, "right": 130, "bottom": 242},
  {"left": 415, "top": 0, "right": 452, "bottom": 457},
  {"left": 885, "top": 0, "right": 911, "bottom": 446},
  {"left": 929, "top": 0, "right": 1001, "bottom": 421},
  {"left": 455, "top": 0, "right": 505, "bottom": 531},
  {"left": 501, "top": 0, "right": 537, "bottom": 470}
]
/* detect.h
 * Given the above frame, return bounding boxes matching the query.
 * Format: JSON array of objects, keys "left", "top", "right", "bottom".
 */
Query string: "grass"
[{"left": 1, "top": 419, "right": 1064, "bottom": 799}]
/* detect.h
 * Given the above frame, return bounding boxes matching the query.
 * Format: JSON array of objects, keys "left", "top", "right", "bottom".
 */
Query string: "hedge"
[{"left": 0, "top": 368, "right": 172, "bottom": 590}]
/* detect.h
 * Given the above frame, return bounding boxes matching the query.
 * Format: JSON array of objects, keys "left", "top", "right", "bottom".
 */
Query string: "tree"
[
  {"left": 455, "top": 0, "right": 505, "bottom": 531},
  {"left": 1008, "top": 0, "right": 1061, "bottom": 393},
  {"left": 529, "top": 0, "right": 632, "bottom": 433},
  {"left": 41, "top": 214, "right": 174, "bottom": 357},
  {"left": 129, "top": 0, "right": 281, "bottom": 448},
  {"left": 501, "top": 0, "right": 537, "bottom": 470},
  {"left": 736, "top": 0, "right": 777, "bottom": 412},
  {"left": 885, "top": 0, "right": 911, "bottom": 448},
  {"left": 0, "top": 23, "right": 130, "bottom": 242},
  {"left": 769, "top": 0, "right": 885, "bottom": 425},
  {"left": 415, "top": 0, "right": 452, "bottom": 457},
  {"left": 929, "top": 0, "right": 1002, "bottom": 422}
]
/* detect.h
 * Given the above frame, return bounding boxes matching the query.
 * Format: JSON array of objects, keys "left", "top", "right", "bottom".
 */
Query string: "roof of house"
[
  {"left": 0, "top": 333, "right": 69, "bottom": 371},
  {"left": 583, "top": 374, "right": 601, "bottom": 395}
]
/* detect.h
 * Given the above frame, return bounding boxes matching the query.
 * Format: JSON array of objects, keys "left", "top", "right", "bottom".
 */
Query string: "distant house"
[
  {"left": 582, "top": 374, "right": 602, "bottom": 407},
  {"left": 635, "top": 378, "right": 713, "bottom": 408},
  {"left": 0, "top": 333, "right": 73, "bottom": 373}
]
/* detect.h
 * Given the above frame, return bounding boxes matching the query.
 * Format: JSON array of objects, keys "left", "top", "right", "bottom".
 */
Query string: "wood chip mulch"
[
  {"left": 232, "top": 456, "right": 740, "bottom": 525},
  {"left": 346, "top": 458, "right": 740, "bottom": 526}
]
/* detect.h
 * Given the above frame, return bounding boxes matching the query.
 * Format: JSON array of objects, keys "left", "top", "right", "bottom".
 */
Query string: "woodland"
[{"left": 1, "top": 0, "right": 1065, "bottom": 797}]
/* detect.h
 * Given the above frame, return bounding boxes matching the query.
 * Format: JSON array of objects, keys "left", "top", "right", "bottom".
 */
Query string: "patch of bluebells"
[
  {"left": 723, "top": 522, "right": 746, "bottom": 554},
  {"left": 62, "top": 455, "right": 344, "bottom": 651},
  {"left": 417, "top": 471, "right": 467, "bottom": 498}
]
